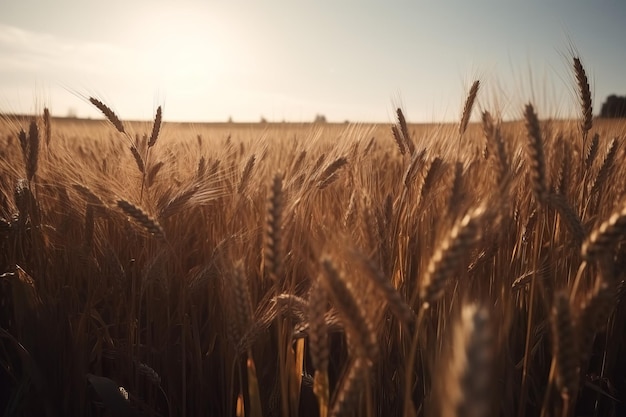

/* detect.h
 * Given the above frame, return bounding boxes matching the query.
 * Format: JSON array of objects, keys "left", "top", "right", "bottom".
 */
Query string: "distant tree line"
[{"left": 599, "top": 95, "right": 626, "bottom": 118}]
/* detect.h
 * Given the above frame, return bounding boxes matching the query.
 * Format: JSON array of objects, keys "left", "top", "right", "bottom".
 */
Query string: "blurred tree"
[
  {"left": 599, "top": 95, "right": 626, "bottom": 118},
  {"left": 314, "top": 114, "right": 327, "bottom": 123}
]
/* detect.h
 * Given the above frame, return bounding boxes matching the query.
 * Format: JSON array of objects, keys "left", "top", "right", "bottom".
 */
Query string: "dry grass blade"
[
  {"left": 524, "top": 103, "right": 547, "bottom": 203},
  {"left": 459, "top": 80, "right": 480, "bottom": 136},
  {"left": 419, "top": 204, "right": 486, "bottom": 306},
  {"left": 574, "top": 57, "right": 593, "bottom": 139},
  {"left": 148, "top": 106, "right": 162, "bottom": 147},
  {"left": 117, "top": 199, "right": 165, "bottom": 238},
  {"left": 551, "top": 291, "right": 579, "bottom": 396},
  {"left": 89, "top": 97, "right": 125, "bottom": 133},
  {"left": 84, "top": 204, "right": 95, "bottom": 249}
]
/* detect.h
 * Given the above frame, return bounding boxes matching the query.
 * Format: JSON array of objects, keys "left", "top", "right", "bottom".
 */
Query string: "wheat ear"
[
  {"left": 524, "top": 103, "right": 547, "bottom": 203},
  {"left": 148, "top": 106, "right": 162, "bottom": 147},
  {"left": 581, "top": 201, "right": 626, "bottom": 260},
  {"left": 574, "top": 57, "right": 593, "bottom": 141},
  {"left": 320, "top": 257, "right": 378, "bottom": 362},
  {"left": 391, "top": 125, "right": 407, "bottom": 155},
  {"left": 545, "top": 193, "right": 585, "bottom": 243},
  {"left": 89, "top": 97, "right": 125, "bottom": 133},
  {"left": 264, "top": 173, "right": 283, "bottom": 281},
  {"left": 43, "top": 107, "right": 51, "bottom": 147},
  {"left": 482, "top": 111, "right": 508, "bottom": 182},
  {"left": 551, "top": 291, "right": 579, "bottom": 396},
  {"left": 159, "top": 185, "right": 200, "bottom": 220},
  {"left": 577, "top": 277, "right": 614, "bottom": 365},
  {"left": 444, "top": 304, "right": 494, "bottom": 417},
  {"left": 589, "top": 138, "right": 617, "bottom": 197},
  {"left": 237, "top": 154, "right": 256, "bottom": 194},
  {"left": 419, "top": 205, "right": 486, "bottom": 306},
  {"left": 583, "top": 133, "right": 599, "bottom": 170},
  {"left": 26, "top": 121, "right": 39, "bottom": 182},
  {"left": 117, "top": 199, "right": 165, "bottom": 238},
  {"left": 459, "top": 80, "right": 480, "bottom": 136},
  {"left": 129, "top": 146, "right": 145, "bottom": 173},
  {"left": 329, "top": 358, "right": 368, "bottom": 417},
  {"left": 396, "top": 108, "right": 416, "bottom": 155},
  {"left": 317, "top": 157, "right": 348, "bottom": 189},
  {"left": 226, "top": 260, "right": 253, "bottom": 349}
]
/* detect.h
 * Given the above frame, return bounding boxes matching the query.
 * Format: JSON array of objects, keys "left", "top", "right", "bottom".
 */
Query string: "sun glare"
[{"left": 128, "top": 6, "right": 229, "bottom": 92}]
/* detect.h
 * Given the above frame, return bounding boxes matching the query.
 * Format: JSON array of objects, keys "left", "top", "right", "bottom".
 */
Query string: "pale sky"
[{"left": 0, "top": 1, "right": 624, "bottom": 123}]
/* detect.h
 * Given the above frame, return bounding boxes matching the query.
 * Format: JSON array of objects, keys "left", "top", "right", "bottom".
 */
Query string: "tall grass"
[{"left": 1, "top": 57, "right": 626, "bottom": 416}]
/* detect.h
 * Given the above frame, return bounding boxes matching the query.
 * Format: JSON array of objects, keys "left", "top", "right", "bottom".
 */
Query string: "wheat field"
[{"left": 1, "top": 58, "right": 625, "bottom": 417}]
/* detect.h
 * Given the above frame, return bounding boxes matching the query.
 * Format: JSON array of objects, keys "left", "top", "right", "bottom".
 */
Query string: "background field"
[{"left": 1, "top": 81, "right": 626, "bottom": 417}]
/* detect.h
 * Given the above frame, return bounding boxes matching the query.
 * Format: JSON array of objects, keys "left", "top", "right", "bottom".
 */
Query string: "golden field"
[{"left": 1, "top": 60, "right": 626, "bottom": 417}]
